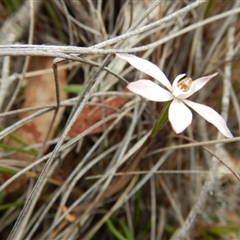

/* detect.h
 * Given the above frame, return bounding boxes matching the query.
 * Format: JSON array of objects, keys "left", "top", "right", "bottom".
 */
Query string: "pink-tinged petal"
[
  {"left": 169, "top": 99, "right": 192, "bottom": 134},
  {"left": 116, "top": 53, "right": 172, "bottom": 91},
  {"left": 127, "top": 80, "right": 173, "bottom": 102},
  {"left": 186, "top": 72, "right": 218, "bottom": 98},
  {"left": 183, "top": 99, "right": 233, "bottom": 138}
]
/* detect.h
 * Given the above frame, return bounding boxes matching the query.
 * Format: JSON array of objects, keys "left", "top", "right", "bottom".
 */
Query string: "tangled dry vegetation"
[{"left": 0, "top": 1, "right": 240, "bottom": 239}]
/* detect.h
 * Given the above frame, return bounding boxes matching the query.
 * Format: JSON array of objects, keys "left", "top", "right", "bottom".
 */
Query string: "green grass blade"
[
  {"left": 134, "top": 188, "right": 142, "bottom": 227},
  {"left": 0, "top": 200, "right": 25, "bottom": 211},
  {"left": 117, "top": 219, "right": 134, "bottom": 240},
  {"left": 0, "top": 143, "right": 38, "bottom": 156},
  {"left": 106, "top": 218, "right": 128, "bottom": 240},
  {"left": 44, "top": 1, "right": 66, "bottom": 43},
  {"left": 0, "top": 166, "right": 19, "bottom": 174},
  {"left": 64, "top": 84, "right": 83, "bottom": 94},
  {"left": 209, "top": 225, "right": 240, "bottom": 235}
]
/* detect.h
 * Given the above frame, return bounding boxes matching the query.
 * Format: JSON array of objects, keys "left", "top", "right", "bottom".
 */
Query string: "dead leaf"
[
  {"left": 68, "top": 90, "right": 129, "bottom": 137},
  {"left": 2, "top": 57, "right": 67, "bottom": 192}
]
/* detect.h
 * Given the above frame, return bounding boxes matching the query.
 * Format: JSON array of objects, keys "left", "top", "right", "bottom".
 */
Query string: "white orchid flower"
[{"left": 116, "top": 53, "right": 233, "bottom": 138}]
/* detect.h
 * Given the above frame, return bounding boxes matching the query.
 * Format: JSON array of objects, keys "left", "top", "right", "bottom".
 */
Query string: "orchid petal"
[
  {"left": 116, "top": 53, "right": 172, "bottom": 91},
  {"left": 183, "top": 99, "right": 233, "bottom": 138},
  {"left": 127, "top": 80, "right": 173, "bottom": 102},
  {"left": 169, "top": 99, "right": 192, "bottom": 133},
  {"left": 186, "top": 72, "right": 218, "bottom": 98}
]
